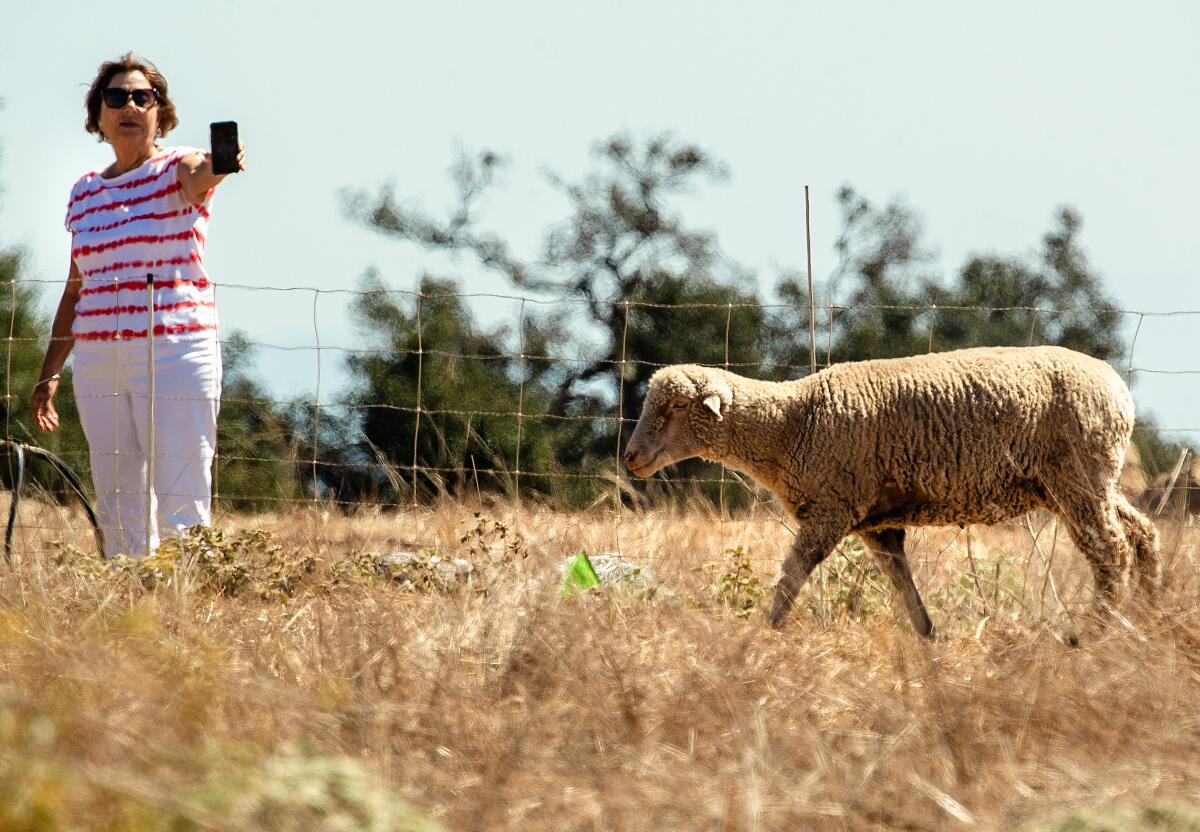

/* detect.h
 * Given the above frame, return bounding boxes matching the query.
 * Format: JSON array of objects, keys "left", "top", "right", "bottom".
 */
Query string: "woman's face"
[{"left": 98, "top": 70, "right": 159, "bottom": 147}]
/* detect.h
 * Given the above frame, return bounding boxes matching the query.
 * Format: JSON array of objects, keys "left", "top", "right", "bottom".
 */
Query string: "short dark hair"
[{"left": 84, "top": 53, "right": 178, "bottom": 141}]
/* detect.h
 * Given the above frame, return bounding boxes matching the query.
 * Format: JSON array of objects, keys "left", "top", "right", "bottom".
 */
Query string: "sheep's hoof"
[{"left": 766, "top": 591, "right": 797, "bottom": 629}]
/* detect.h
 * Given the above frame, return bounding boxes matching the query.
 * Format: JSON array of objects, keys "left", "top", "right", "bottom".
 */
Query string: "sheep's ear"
[{"left": 702, "top": 394, "right": 723, "bottom": 421}]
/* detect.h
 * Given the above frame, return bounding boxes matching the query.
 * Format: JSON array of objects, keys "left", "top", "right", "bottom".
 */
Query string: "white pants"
[{"left": 73, "top": 336, "right": 222, "bottom": 558}]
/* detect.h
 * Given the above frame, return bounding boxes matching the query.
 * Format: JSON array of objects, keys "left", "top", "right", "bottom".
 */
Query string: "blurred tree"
[
  {"left": 800, "top": 186, "right": 1189, "bottom": 471},
  {"left": 344, "top": 134, "right": 770, "bottom": 505},
  {"left": 320, "top": 271, "right": 577, "bottom": 505},
  {"left": 340, "top": 141, "right": 1190, "bottom": 508},
  {"left": 820, "top": 185, "right": 935, "bottom": 362},
  {"left": 213, "top": 331, "right": 302, "bottom": 513},
  {"left": 819, "top": 187, "right": 1128, "bottom": 363},
  {"left": 928, "top": 208, "right": 1125, "bottom": 360},
  {"left": 1130, "top": 412, "right": 1192, "bottom": 479}
]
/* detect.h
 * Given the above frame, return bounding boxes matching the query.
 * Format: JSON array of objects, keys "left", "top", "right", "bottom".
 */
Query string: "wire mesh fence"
[{"left": 2, "top": 276, "right": 1198, "bottom": 561}]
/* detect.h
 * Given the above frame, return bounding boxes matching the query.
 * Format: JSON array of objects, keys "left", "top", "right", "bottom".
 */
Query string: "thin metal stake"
[
  {"left": 805, "top": 185, "right": 817, "bottom": 375},
  {"left": 805, "top": 186, "right": 826, "bottom": 622},
  {"left": 145, "top": 273, "right": 156, "bottom": 559}
]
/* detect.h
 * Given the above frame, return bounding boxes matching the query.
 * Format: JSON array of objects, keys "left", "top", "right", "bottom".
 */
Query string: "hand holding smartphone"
[{"left": 209, "top": 121, "right": 240, "bottom": 175}]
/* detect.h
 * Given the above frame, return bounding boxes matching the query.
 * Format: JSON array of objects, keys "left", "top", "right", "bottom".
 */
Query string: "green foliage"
[
  {"left": 1039, "top": 801, "right": 1200, "bottom": 832},
  {"left": 183, "top": 740, "right": 442, "bottom": 832},
  {"left": 927, "top": 209, "right": 1124, "bottom": 360},
  {"left": 52, "top": 526, "right": 317, "bottom": 601},
  {"left": 166, "top": 525, "right": 317, "bottom": 601},
  {"left": 0, "top": 251, "right": 92, "bottom": 502},
  {"left": 457, "top": 511, "right": 530, "bottom": 564},
  {"left": 696, "top": 545, "right": 763, "bottom": 617},
  {"left": 1132, "top": 411, "right": 1192, "bottom": 478},
  {"left": 216, "top": 331, "right": 303, "bottom": 512},
  {"left": 927, "top": 541, "right": 1029, "bottom": 628},
  {"left": 0, "top": 698, "right": 440, "bottom": 832},
  {"left": 0, "top": 703, "right": 64, "bottom": 832},
  {"left": 759, "top": 270, "right": 822, "bottom": 380},
  {"left": 810, "top": 537, "right": 885, "bottom": 624},
  {"left": 345, "top": 135, "right": 771, "bottom": 508},
  {"left": 331, "top": 271, "right": 571, "bottom": 503}
]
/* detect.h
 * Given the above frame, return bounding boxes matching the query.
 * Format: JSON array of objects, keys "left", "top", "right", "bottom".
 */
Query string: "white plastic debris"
[{"left": 558, "top": 552, "right": 659, "bottom": 597}]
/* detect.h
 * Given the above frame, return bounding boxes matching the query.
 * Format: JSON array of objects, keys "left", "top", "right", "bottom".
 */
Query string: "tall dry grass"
[{"left": 1, "top": 497, "right": 1198, "bottom": 831}]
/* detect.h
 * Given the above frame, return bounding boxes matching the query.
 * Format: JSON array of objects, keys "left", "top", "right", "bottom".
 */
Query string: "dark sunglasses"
[{"left": 101, "top": 87, "right": 159, "bottom": 109}]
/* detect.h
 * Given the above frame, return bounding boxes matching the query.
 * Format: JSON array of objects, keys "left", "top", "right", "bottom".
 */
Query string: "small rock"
[{"left": 378, "top": 551, "right": 474, "bottom": 591}]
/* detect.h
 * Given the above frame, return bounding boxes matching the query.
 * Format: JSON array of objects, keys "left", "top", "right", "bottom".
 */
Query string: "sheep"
[{"left": 623, "top": 345, "right": 1160, "bottom": 637}]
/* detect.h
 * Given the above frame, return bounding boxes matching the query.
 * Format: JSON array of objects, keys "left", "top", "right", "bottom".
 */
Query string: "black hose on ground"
[
  {"left": 2, "top": 438, "right": 104, "bottom": 564},
  {"left": 4, "top": 441, "right": 25, "bottom": 564}
]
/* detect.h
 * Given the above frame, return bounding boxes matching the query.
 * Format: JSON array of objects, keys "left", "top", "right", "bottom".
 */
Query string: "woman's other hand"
[{"left": 31, "top": 376, "right": 61, "bottom": 432}]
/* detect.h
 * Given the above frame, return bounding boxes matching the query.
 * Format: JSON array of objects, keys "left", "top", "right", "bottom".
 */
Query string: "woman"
[{"left": 31, "top": 53, "right": 244, "bottom": 558}]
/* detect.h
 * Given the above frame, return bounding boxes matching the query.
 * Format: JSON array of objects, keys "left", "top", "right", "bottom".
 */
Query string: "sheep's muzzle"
[{"left": 623, "top": 439, "right": 662, "bottom": 478}]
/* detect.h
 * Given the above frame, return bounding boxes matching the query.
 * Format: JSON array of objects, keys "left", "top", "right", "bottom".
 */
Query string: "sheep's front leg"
[
  {"left": 861, "top": 529, "right": 936, "bottom": 638},
  {"left": 768, "top": 516, "right": 851, "bottom": 628}
]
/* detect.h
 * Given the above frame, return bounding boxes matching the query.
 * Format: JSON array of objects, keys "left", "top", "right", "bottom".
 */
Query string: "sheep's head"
[{"left": 624, "top": 365, "right": 734, "bottom": 478}]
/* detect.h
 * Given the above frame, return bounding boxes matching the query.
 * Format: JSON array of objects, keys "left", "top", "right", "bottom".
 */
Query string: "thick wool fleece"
[{"left": 627, "top": 346, "right": 1159, "bottom": 632}]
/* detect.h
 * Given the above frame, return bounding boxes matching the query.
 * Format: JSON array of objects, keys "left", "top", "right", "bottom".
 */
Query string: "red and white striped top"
[{"left": 65, "top": 146, "right": 218, "bottom": 342}]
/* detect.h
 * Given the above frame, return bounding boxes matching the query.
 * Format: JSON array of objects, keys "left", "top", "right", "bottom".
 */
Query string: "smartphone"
[{"left": 210, "top": 121, "right": 240, "bottom": 175}]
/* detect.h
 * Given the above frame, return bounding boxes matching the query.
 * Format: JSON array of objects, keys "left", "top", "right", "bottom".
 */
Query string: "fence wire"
[{"left": 2, "top": 277, "right": 1198, "bottom": 560}]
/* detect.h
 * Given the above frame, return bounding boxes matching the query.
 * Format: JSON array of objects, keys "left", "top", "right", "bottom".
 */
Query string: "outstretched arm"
[{"left": 177, "top": 141, "right": 246, "bottom": 205}]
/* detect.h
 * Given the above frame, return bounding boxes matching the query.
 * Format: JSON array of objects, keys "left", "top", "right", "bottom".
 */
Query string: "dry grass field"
[{"left": 1, "top": 497, "right": 1199, "bottom": 831}]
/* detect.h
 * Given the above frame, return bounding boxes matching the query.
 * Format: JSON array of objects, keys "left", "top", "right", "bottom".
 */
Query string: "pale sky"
[{"left": 2, "top": 0, "right": 1197, "bottom": 439}]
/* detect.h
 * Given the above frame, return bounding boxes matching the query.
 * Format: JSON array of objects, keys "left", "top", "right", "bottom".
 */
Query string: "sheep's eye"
[{"left": 669, "top": 400, "right": 689, "bottom": 412}]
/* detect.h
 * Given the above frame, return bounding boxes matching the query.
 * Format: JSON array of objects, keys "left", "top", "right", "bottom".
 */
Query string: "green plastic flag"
[{"left": 561, "top": 551, "right": 601, "bottom": 597}]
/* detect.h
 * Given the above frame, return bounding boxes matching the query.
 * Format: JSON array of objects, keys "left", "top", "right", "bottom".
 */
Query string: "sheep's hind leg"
[
  {"left": 768, "top": 517, "right": 850, "bottom": 628},
  {"left": 1113, "top": 492, "right": 1160, "bottom": 597},
  {"left": 862, "top": 529, "right": 936, "bottom": 638},
  {"left": 1055, "top": 493, "right": 1129, "bottom": 604}
]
